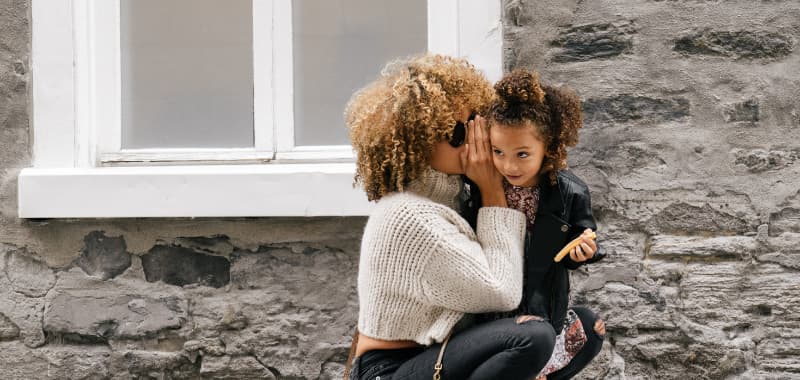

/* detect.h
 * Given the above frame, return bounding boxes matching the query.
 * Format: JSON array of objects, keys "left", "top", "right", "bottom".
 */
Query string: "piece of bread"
[{"left": 554, "top": 231, "right": 597, "bottom": 262}]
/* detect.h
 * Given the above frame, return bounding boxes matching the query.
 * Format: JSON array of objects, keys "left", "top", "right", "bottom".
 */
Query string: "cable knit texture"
[{"left": 357, "top": 169, "right": 527, "bottom": 345}]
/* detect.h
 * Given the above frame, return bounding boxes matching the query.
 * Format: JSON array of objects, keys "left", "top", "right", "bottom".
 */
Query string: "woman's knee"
[{"left": 509, "top": 319, "right": 557, "bottom": 352}]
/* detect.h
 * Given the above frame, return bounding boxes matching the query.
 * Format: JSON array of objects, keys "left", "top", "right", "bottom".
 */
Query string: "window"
[{"left": 20, "top": 0, "right": 502, "bottom": 217}]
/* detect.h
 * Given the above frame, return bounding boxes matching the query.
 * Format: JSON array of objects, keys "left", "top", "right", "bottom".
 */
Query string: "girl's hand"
[
  {"left": 568, "top": 229, "right": 597, "bottom": 262},
  {"left": 460, "top": 115, "right": 506, "bottom": 207}
]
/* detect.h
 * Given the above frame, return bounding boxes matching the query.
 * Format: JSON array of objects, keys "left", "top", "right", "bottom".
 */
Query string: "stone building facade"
[{"left": 1, "top": 0, "right": 799, "bottom": 379}]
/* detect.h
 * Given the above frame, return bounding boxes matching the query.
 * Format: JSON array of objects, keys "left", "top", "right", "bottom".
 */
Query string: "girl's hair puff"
[
  {"left": 488, "top": 69, "right": 583, "bottom": 185},
  {"left": 345, "top": 54, "right": 493, "bottom": 201}
]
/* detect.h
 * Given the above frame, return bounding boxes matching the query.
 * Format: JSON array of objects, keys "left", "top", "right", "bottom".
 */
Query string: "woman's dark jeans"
[
  {"left": 350, "top": 307, "right": 605, "bottom": 380},
  {"left": 349, "top": 317, "right": 556, "bottom": 380}
]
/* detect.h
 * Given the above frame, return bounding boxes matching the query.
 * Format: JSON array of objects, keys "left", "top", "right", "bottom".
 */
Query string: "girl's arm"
[{"left": 563, "top": 185, "right": 606, "bottom": 269}]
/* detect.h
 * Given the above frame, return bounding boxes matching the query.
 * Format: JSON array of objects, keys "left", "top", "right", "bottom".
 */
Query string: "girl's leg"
[
  {"left": 391, "top": 317, "right": 556, "bottom": 380},
  {"left": 548, "top": 306, "right": 605, "bottom": 380}
]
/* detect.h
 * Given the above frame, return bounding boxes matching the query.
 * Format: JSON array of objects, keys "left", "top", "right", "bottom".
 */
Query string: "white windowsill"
[{"left": 18, "top": 164, "right": 373, "bottom": 218}]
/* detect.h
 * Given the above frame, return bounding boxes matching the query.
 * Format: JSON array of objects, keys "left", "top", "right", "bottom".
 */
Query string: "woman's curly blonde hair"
[
  {"left": 346, "top": 54, "right": 494, "bottom": 201},
  {"left": 488, "top": 69, "right": 583, "bottom": 186}
]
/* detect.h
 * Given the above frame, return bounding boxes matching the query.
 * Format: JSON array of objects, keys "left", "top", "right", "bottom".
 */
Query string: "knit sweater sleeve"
[{"left": 417, "top": 206, "right": 527, "bottom": 313}]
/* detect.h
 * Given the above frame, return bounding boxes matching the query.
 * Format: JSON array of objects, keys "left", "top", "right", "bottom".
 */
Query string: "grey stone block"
[
  {"left": 768, "top": 208, "right": 800, "bottom": 236},
  {"left": 734, "top": 149, "right": 799, "bottom": 173},
  {"left": 112, "top": 350, "right": 200, "bottom": 379},
  {"left": 199, "top": 355, "right": 277, "bottom": 379},
  {"left": 583, "top": 95, "right": 691, "bottom": 125},
  {"left": 76, "top": 231, "right": 132, "bottom": 280},
  {"left": 648, "top": 235, "right": 760, "bottom": 260},
  {"left": 43, "top": 271, "right": 188, "bottom": 342},
  {"left": 3, "top": 249, "right": 55, "bottom": 297},
  {"left": 0, "top": 313, "right": 20, "bottom": 341},
  {"left": 724, "top": 98, "right": 760, "bottom": 123},
  {"left": 645, "top": 202, "right": 754, "bottom": 235},
  {"left": 141, "top": 244, "right": 230, "bottom": 288},
  {"left": 550, "top": 21, "right": 637, "bottom": 62},
  {"left": 674, "top": 30, "right": 794, "bottom": 60}
]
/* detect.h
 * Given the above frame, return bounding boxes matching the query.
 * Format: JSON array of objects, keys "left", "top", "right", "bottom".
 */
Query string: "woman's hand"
[
  {"left": 568, "top": 229, "right": 597, "bottom": 262},
  {"left": 515, "top": 315, "right": 544, "bottom": 324},
  {"left": 460, "top": 115, "right": 506, "bottom": 207}
]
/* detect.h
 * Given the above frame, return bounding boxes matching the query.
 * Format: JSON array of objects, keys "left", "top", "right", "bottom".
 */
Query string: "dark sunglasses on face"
[{"left": 448, "top": 113, "right": 476, "bottom": 148}]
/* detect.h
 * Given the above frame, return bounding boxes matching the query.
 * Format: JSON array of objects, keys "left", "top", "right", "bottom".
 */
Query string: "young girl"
[{"left": 466, "top": 69, "right": 608, "bottom": 379}]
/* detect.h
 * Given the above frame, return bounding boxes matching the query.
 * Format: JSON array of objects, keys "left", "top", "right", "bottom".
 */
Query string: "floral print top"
[{"left": 503, "top": 180, "right": 541, "bottom": 231}]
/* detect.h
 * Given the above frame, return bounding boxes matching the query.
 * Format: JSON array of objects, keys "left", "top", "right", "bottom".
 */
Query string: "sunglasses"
[{"left": 448, "top": 113, "right": 476, "bottom": 148}]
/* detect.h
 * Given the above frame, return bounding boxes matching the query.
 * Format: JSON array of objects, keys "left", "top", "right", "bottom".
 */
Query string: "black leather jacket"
[{"left": 463, "top": 170, "right": 607, "bottom": 331}]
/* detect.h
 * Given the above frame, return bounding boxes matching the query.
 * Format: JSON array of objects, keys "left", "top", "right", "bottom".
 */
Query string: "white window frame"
[{"left": 20, "top": 0, "right": 503, "bottom": 218}]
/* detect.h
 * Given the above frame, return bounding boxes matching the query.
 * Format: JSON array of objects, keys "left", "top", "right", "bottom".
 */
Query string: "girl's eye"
[
  {"left": 493, "top": 149, "right": 503, "bottom": 155},
  {"left": 517, "top": 152, "right": 529, "bottom": 158}
]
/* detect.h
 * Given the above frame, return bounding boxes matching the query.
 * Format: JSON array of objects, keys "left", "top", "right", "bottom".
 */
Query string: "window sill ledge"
[{"left": 18, "top": 163, "right": 373, "bottom": 218}]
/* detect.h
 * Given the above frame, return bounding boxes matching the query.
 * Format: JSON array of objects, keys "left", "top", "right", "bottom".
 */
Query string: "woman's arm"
[{"left": 417, "top": 206, "right": 526, "bottom": 313}]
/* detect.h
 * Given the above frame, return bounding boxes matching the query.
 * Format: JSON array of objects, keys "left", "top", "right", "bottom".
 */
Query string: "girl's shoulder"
[{"left": 555, "top": 169, "right": 590, "bottom": 193}]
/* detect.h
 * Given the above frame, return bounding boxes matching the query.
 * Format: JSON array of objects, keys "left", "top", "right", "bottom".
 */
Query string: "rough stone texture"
[
  {"left": 583, "top": 94, "right": 691, "bottom": 125},
  {"left": 674, "top": 30, "right": 794, "bottom": 60},
  {"left": 734, "top": 148, "right": 800, "bottom": 174},
  {"left": 0, "top": 245, "right": 47, "bottom": 348},
  {"left": 1, "top": 0, "right": 799, "bottom": 379},
  {"left": 550, "top": 20, "right": 637, "bottom": 62},
  {"left": 141, "top": 244, "right": 231, "bottom": 288},
  {"left": 199, "top": 356, "right": 277, "bottom": 379},
  {"left": 4, "top": 248, "right": 56, "bottom": 297},
  {"left": 0, "top": 312, "right": 20, "bottom": 341},
  {"left": 769, "top": 208, "right": 800, "bottom": 236},
  {"left": 725, "top": 98, "right": 761, "bottom": 123},
  {"left": 505, "top": 0, "right": 800, "bottom": 378},
  {"left": 44, "top": 268, "right": 188, "bottom": 343},
  {"left": 76, "top": 231, "right": 132, "bottom": 280},
  {"left": 189, "top": 243, "right": 358, "bottom": 379}
]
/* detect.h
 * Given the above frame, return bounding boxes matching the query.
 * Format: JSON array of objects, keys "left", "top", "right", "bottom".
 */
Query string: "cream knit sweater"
[{"left": 357, "top": 169, "right": 527, "bottom": 345}]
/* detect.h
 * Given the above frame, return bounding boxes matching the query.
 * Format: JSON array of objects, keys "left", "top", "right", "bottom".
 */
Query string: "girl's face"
[{"left": 489, "top": 122, "right": 547, "bottom": 187}]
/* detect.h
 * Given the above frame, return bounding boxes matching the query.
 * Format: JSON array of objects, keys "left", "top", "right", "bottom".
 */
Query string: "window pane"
[
  {"left": 121, "top": 0, "right": 254, "bottom": 149},
  {"left": 293, "top": 0, "right": 427, "bottom": 146}
]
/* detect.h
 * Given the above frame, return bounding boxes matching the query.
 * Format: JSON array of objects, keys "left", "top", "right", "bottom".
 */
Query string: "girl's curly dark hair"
[
  {"left": 488, "top": 69, "right": 583, "bottom": 185},
  {"left": 346, "top": 54, "right": 493, "bottom": 201}
]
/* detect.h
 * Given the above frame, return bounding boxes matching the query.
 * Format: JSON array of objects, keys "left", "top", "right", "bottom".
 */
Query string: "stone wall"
[
  {"left": 503, "top": 0, "right": 800, "bottom": 378},
  {"left": 1, "top": 0, "right": 799, "bottom": 379},
  {"left": 1, "top": 219, "right": 364, "bottom": 379}
]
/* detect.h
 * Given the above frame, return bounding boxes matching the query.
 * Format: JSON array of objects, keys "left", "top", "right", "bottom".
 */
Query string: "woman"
[{"left": 344, "top": 54, "right": 556, "bottom": 380}]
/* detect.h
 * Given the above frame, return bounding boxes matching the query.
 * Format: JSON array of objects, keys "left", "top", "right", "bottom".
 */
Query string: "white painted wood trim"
[
  {"left": 457, "top": 0, "right": 503, "bottom": 83},
  {"left": 100, "top": 149, "right": 275, "bottom": 165},
  {"left": 87, "top": 0, "right": 121, "bottom": 163},
  {"left": 31, "top": 0, "right": 76, "bottom": 168},
  {"left": 252, "top": 1, "right": 275, "bottom": 154},
  {"left": 18, "top": 164, "right": 373, "bottom": 218},
  {"left": 274, "top": 145, "right": 355, "bottom": 162},
  {"left": 273, "top": 0, "right": 295, "bottom": 153},
  {"left": 428, "top": 0, "right": 502, "bottom": 83},
  {"left": 427, "top": 0, "right": 459, "bottom": 57}
]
